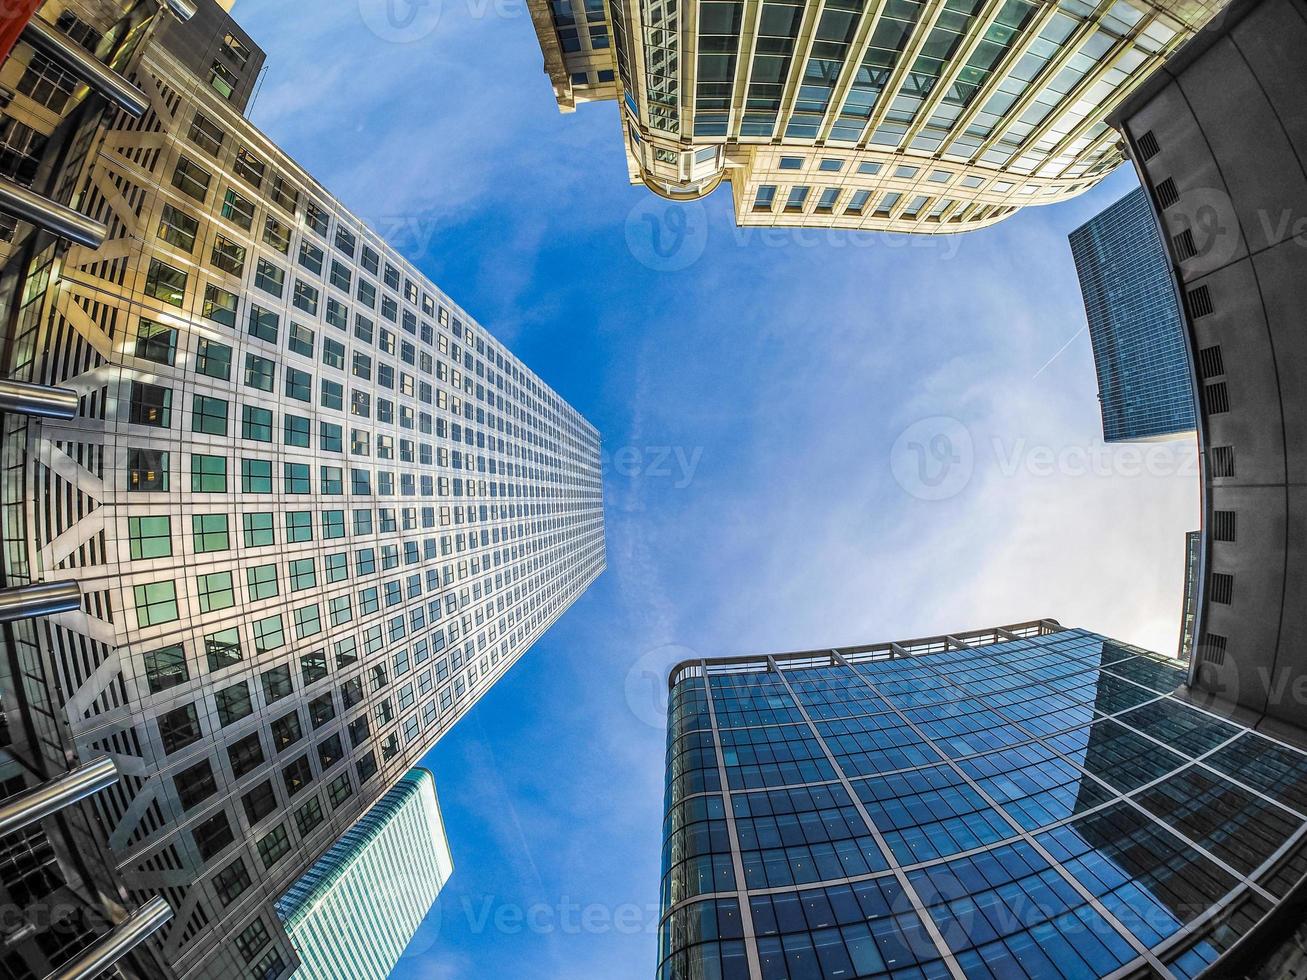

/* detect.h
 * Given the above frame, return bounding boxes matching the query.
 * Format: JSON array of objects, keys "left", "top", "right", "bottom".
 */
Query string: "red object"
[{"left": 0, "top": 0, "right": 43, "bottom": 66}]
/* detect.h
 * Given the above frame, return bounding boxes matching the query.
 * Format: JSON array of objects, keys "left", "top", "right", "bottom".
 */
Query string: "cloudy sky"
[{"left": 234, "top": 1, "right": 1199, "bottom": 976}]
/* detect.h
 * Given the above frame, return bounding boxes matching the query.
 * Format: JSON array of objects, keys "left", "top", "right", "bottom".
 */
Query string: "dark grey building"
[{"left": 1068, "top": 187, "right": 1196, "bottom": 443}]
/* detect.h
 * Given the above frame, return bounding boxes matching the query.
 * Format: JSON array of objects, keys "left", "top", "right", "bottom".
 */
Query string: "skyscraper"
[
  {"left": 1068, "top": 187, "right": 1195, "bottom": 442},
  {"left": 276, "top": 768, "right": 453, "bottom": 980},
  {"left": 0, "top": 3, "right": 606, "bottom": 978},
  {"left": 530, "top": 0, "right": 1229, "bottom": 232},
  {"left": 659, "top": 622, "right": 1307, "bottom": 979}
]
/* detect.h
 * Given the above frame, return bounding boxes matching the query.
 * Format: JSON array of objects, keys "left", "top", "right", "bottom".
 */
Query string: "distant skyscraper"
[
  {"left": 530, "top": 0, "right": 1228, "bottom": 232},
  {"left": 659, "top": 621, "right": 1307, "bottom": 979},
  {"left": 1178, "top": 529, "right": 1200, "bottom": 663},
  {"left": 0, "top": 3, "right": 605, "bottom": 979},
  {"left": 1069, "top": 187, "right": 1196, "bottom": 442},
  {"left": 276, "top": 768, "right": 453, "bottom": 980}
]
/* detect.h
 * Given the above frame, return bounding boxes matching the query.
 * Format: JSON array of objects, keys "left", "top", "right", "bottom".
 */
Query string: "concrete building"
[
  {"left": 0, "top": 3, "right": 606, "bottom": 979},
  {"left": 530, "top": 0, "right": 1231, "bottom": 232},
  {"left": 659, "top": 622, "right": 1307, "bottom": 979},
  {"left": 1069, "top": 187, "right": 1195, "bottom": 442},
  {"left": 276, "top": 768, "right": 453, "bottom": 980}
]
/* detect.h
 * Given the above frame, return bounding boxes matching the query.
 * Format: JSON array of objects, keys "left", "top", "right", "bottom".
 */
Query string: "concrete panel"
[
  {"left": 1231, "top": 0, "right": 1307, "bottom": 165},
  {"left": 1252, "top": 239, "right": 1307, "bottom": 485}
]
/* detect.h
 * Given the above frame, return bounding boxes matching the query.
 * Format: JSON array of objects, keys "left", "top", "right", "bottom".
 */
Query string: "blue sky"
[{"left": 235, "top": 2, "right": 1198, "bottom": 976}]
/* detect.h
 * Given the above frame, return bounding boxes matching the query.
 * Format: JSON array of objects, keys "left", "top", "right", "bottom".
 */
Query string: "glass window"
[
  {"left": 293, "top": 280, "right": 319, "bottom": 315},
  {"left": 243, "top": 511, "right": 275, "bottom": 547},
  {"left": 192, "top": 513, "right": 229, "bottom": 553},
  {"left": 322, "top": 337, "right": 345, "bottom": 370},
  {"left": 206, "top": 626, "right": 242, "bottom": 671},
  {"left": 284, "top": 461, "right": 311, "bottom": 493},
  {"left": 145, "top": 259, "right": 187, "bottom": 307},
  {"left": 247, "top": 563, "right": 278, "bottom": 601},
  {"left": 196, "top": 570, "right": 235, "bottom": 613},
  {"left": 234, "top": 147, "right": 266, "bottom": 187},
  {"left": 241, "top": 458, "right": 273, "bottom": 493},
  {"left": 202, "top": 283, "right": 238, "bottom": 328},
  {"left": 190, "top": 453, "right": 226, "bottom": 492},
  {"left": 220, "top": 187, "right": 254, "bottom": 230},
  {"left": 213, "top": 858, "right": 250, "bottom": 906},
  {"left": 129, "top": 382, "right": 172, "bottom": 427},
  {"left": 134, "top": 580, "right": 178, "bottom": 627},
  {"left": 299, "top": 240, "right": 324, "bottom": 275},
  {"left": 288, "top": 322, "right": 314, "bottom": 358},
  {"left": 227, "top": 731, "right": 264, "bottom": 776},
  {"left": 191, "top": 394, "right": 227, "bottom": 435},
  {"left": 142, "top": 643, "right": 188, "bottom": 693},
  {"left": 192, "top": 811, "right": 233, "bottom": 860},
  {"left": 284, "top": 414, "right": 311, "bottom": 447},
  {"left": 263, "top": 216, "right": 291, "bottom": 254},
  {"left": 244, "top": 353, "right": 275, "bottom": 392},
  {"left": 195, "top": 337, "right": 232, "bottom": 380},
  {"left": 128, "top": 515, "right": 171, "bottom": 560},
  {"left": 174, "top": 759, "right": 216, "bottom": 811},
  {"left": 283, "top": 754, "right": 313, "bottom": 796},
  {"left": 285, "top": 367, "right": 311, "bottom": 403},
  {"left": 215, "top": 681, "right": 253, "bottom": 726},
  {"left": 158, "top": 204, "right": 199, "bottom": 252},
  {"left": 253, "top": 614, "right": 285, "bottom": 653},
  {"left": 271, "top": 708, "right": 302, "bottom": 748},
  {"left": 242, "top": 780, "right": 278, "bottom": 824},
  {"left": 171, "top": 156, "right": 212, "bottom": 201},
  {"left": 158, "top": 703, "right": 201, "bottom": 753},
  {"left": 254, "top": 259, "right": 285, "bottom": 298},
  {"left": 187, "top": 113, "right": 225, "bottom": 155},
  {"left": 128, "top": 448, "right": 169, "bottom": 491},
  {"left": 241, "top": 405, "right": 273, "bottom": 442},
  {"left": 306, "top": 201, "right": 330, "bottom": 236},
  {"left": 286, "top": 511, "right": 313, "bottom": 542},
  {"left": 256, "top": 825, "right": 290, "bottom": 869},
  {"left": 210, "top": 235, "right": 246, "bottom": 277}
]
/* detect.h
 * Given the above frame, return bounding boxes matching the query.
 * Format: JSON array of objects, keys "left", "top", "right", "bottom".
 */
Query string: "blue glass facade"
[
  {"left": 1069, "top": 188, "right": 1196, "bottom": 442},
  {"left": 659, "top": 625, "right": 1307, "bottom": 979}
]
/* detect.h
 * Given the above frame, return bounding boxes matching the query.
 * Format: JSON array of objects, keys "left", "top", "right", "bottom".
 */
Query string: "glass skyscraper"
[
  {"left": 1068, "top": 187, "right": 1196, "bottom": 442},
  {"left": 0, "top": 3, "right": 605, "bottom": 978},
  {"left": 659, "top": 621, "right": 1307, "bottom": 979},
  {"left": 276, "top": 768, "right": 453, "bottom": 980}
]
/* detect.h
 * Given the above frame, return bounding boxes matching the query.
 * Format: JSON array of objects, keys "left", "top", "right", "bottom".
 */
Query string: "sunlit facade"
[
  {"left": 659, "top": 622, "right": 1307, "bottom": 978},
  {"left": 276, "top": 768, "right": 453, "bottom": 980},
  {"left": 531, "top": 0, "right": 1229, "bottom": 231}
]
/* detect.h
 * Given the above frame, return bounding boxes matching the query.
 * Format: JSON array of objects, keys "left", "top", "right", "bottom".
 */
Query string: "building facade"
[
  {"left": 275, "top": 768, "right": 453, "bottom": 980},
  {"left": 0, "top": 4, "right": 606, "bottom": 980},
  {"left": 1068, "top": 186, "right": 1195, "bottom": 442},
  {"left": 530, "top": 0, "right": 1230, "bottom": 232},
  {"left": 659, "top": 622, "right": 1307, "bottom": 979},
  {"left": 1178, "top": 528, "right": 1199, "bottom": 663}
]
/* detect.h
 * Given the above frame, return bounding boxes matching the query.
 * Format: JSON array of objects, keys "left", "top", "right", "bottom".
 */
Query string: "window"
[
  {"left": 270, "top": 708, "right": 302, "bottom": 748},
  {"left": 243, "top": 511, "right": 275, "bottom": 547},
  {"left": 321, "top": 379, "right": 343, "bottom": 411},
  {"left": 158, "top": 204, "right": 198, "bottom": 252},
  {"left": 215, "top": 681, "right": 253, "bottom": 725},
  {"left": 293, "top": 280, "right": 319, "bottom": 315},
  {"left": 284, "top": 414, "right": 311, "bottom": 447},
  {"left": 779, "top": 157, "right": 803, "bottom": 170},
  {"left": 191, "top": 394, "right": 228, "bottom": 435},
  {"left": 242, "top": 780, "right": 277, "bottom": 824},
  {"left": 294, "top": 796, "right": 324, "bottom": 835},
  {"left": 262, "top": 216, "right": 291, "bottom": 254},
  {"left": 142, "top": 643, "right": 188, "bottom": 694},
  {"left": 213, "top": 858, "right": 250, "bottom": 906},
  {"left": 202, "top": 284, "right": 238, "bottom": 328},
  {"left": 241, "top": 405, "right": 273, "bottom": 442},
  {"left": 129, "top": 382, "right": 172, "bottom": 427},
  {"left": 284, "top": 461, "right": 311, "bottom": 493},
  {"left": 286, "top": 511, "right": 313, "bottom": 542},
  {"left": 256, "top": 825, "right": 290, "bottom": 869},
  {"left": 322, "top": 337, "right": 345, "bottom": 370},
  {"left": 383, "top": 264, "right": 400, "bottom": 290},
  {"left": 247, "top": 563, "right": 278, "bottom": 601},
  {"left": 753, "top": 185, "right": 776, "bottom": 211},
  {"left": 193, "top": 513, "right": 229, "bottom": 553},
  {"left": 145, "top": 259, "right": 187, "bottom": 306},
  {"left": 244, "top": 353, "right": 275, "bottom": 392},
  {"left": 320, "top": 421, "right": 343, "bottom": 453},
  {"left": 299, "top": 240, "right": 324, "bottom": 275},
  {"left": 330, "top": 261, "right": 352, "bottom": 292},
  {"left": 171, "top": 156, "right": 211, "bottom": 201},
  {"left": 309, "top": 693, "right": 336, "bottom": 728},
  {"left": 234, "top": 147, "right": 266, "bottom": 187},
  {"left": 128, "top": 516, "right": 171, "bottom": 560},
  {"left": 306, "top": 201, "right": 330, "bottom": 236},
  {"left": 241, "top": 458, "right": 273, "bottom": 493},
  {"left": 206, "top": 626, "right": 242, "bottom": 671},
  {"left": 254, "top": 259, "right": 285, "bottom": 297},
  {"left": 819, "top": 158, "right": 844, "bottom": 172},
  {"left": 361, "top": 244, "right": 380, "bottom": 275},
  {"left": 328, "top": 773, "right": 353, "bottom": 808},
  {"left": 289, "top": 558, "right": 317, "bottom": 591},
  {"left": 193, "top": 811, "right": 234, "bottom": 861},
  {"left": 134, "top": 581, "right": 178, "bottom": 627},
  {"left": 335, "top": 226, "right": 357, "bottom": 257},
  {"left": 271, "top": 174, "right": 299, "bottom": 213},
  {"left": 210, "top": 235, "right": 246, "bottom": 276},
  {"left": 222, "top": 32, "right": 252, "bottom": 65},
  {"left": 784, "top": 186, "right": 810, "bottom": 212},
  {"left": 283, "top": 755, "right": 313, "bottom": 796},
  {"left": 816, "top": 187, "right": 840, "bottom": 213},
  {"left": 288, "top": 322, "right": 314, "bottom": 357},
  {"left": 131, "top": 320, "right": 177, "bottom": 368},
  {"left": 175, "top": 760, "right": 217, "bottom": 811},
  {"left": 195, "top": 337, "right": 232, "bottom": 380},
  {"left": 320, "top": 466, "right": 343, "bottom": 495},
  {"left": 253, "top": 614, "right": 285, "bottom": 653},
  {"left": 220, "top": 188, "right": 254, "bottom": 230},
  {"left": 228, "top": 732, "right": 264, "bottom": 777},
  {"left": 285, "top": 367, "right": 311, "bottom": 402},
  {"left": 209, "top": 59, "right": 238, "bottom": 99},
  {"left": 357, "top": 279, "right": 376, "bottom": 308},
  {"left": 190, "top": 453, "right": 226, "bottom": 492},
  {"left": 128, "top": 448, "right": 169, "bottom": 491},
  {"left": 157, "top": 703, "right": 201, "bottom": 754},
  {"left": 188, "top": 113, "right": 225, "bottom": 155},
  {"left": 301, "top": 650, "right": 328, "bottom": 685},
  {"left": 196, "top": 571, "right": 235, "bottom": 613}
]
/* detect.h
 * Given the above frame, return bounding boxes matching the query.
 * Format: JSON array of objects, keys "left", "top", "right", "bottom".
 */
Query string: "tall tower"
[
  {"left": 0, "top": 3, "right": 606, "bottom": 978},
  {"left": 659, "top": 622, "right": 1307, "bottom": 978},
  {"left": 530, "top": 0, "right": 1232, "bottom": 232},
  {"left": 1068, "top": 186, "right": 1195, "bottom": 443}
]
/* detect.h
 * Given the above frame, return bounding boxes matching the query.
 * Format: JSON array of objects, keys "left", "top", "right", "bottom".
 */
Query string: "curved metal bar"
[
  {"left": 21, "top": 16, "right": 150, "bottom": 117},
  {"left": 0, "top": 379, "right": 80, "bottom": 419},
  {"left": 0, "top": 581, "right": 83, "bottom": 623},
  {"left": 0, "top": 177, "right": 108, "bottom": 249},
  {"left": 41, "top": 896, "right": 173, "bottom": 980},
  {"left": 0, "top": 758, "right": 119, "bottom": 838}
]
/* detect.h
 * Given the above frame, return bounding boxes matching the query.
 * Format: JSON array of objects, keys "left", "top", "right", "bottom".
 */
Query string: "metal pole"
[
  {"left": 0, "top": 757, "right": 118, "bottom": 838},
  {"left": 162, "top": 0, "right": 198, "bottom": 20},
  {"left": 0, "top": 379, "right": 79, "bottom": 419},
  {"left": 21, "top": 17, "right": 150, "bottom": 117},
  {"left": 0, "top": 581, "right": 82, "bottom": 623},
  {"left": 41, "top": 896, "right": 173, "bottom": 980},
  {"left": 0, "top": 178, "right": 107, "bottom": 249}
]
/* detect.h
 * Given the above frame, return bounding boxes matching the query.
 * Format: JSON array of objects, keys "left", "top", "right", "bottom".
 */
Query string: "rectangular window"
[
  {"left": 220, "top": 187, "right": 254, "bottom": 230},
  {"left": 187, "top": 113, "right": 225, "bottom": 155},
  {"left": 143, "top": 643, "right": 188, "bottom": 693},
  {"left": 263, "top": 665, "right": 295, "bottom": 703},
  {"left": 210, "top": 235, "right": 246, "bottom": 276},
  {"left": 215, "top": 681, "right": 253, "bottom": 726},
  {"left": 244, "top": 353, "right": 275, "bottom": 392},
  {"left": 241, "top": 457, "right": 273, "bottom": 493},
  {"left": 129, "top": 382, "right": 172, "bottom": 427},
  {"left": 271, "top": 174, "right": 299, "bottom": 213},
  {"left": 135, "top": 581, "right": 179, "bottom": 627},
  {"left": 134, "top": 319, "right": 177, "bottom": 366},
  {"left": 195, "top": 337, "right": 232, "bottom": 380},
  {"left": 157, "top": 204, "right": 198, "bottom": 252},
  {"left": 192, "top": 513, "right": 229, "bottom": 553},
  {"left": 322, "top": 337, "right": 345, "bottom": 370},
  {"left": 191, "top": 394, "right": 227, "bottom": 436},
  {"left": 228, "top": 732, "right": 264, "bottom": 776},
  {"left": 262, "top": 216, "right": 291, "bottom": 254},
  {"left": 254, "top": 258, "right": 285, "bottom": 298},
  {"left": 293, "top": 279, "right": 319, "bottom": 315},
  {"left": 306, "top": 201, "right": 330, "bottom": 236},
  {"left": 214, "top": 858, "right": 250, "bottom": 906},
  {"left": 335, "top": 226, "right": 357, "bottom": 256},
  {"left": 145, "top": 259, "right": 187, "bottom": 307},
  {"left": 299, "top": 240, "right": 324, "bottom": 275},
  {"left": 128, "top": 516, "right": 171, "bottom": 560},
  {"left": 242, "top": 780, "right": 277, "bottom": 824},
  {"left": 128, "top": 448, "right": 169, "bottom": 491},
  {"left": 196, "top": 570, "right": 235, "bottom": 613},
  {"left": 234, "top": 147, "right": 266, "bottom": 187},
  {"left": 284, "top": 414, "right": 311, "bottom": 447},
  {"left": 286, "top": 511, "right": 313, "bottom": 542},
  {"left": 257, "top": 825, "right": 290, "bottom": 869},
  {"left": 288, "top": 322, "right": 315, "bottom": 357},
  {"left": 253, "top": 614, "right": 286, "bottom": 653},
  {"left": 320, "top": 421, "right": 343, "bottom": 453},
  {"left": 284, "top": 461, "right": 311, "bottom": 493},
  {"left": 326, "top": 298, "right": 348, "bottom": 330},
  {"left": 171, "top": 156, "right": 212, "bottom": 201},
  {"left": 330, "top": 260, "right": 352, "bottom": 292},
  {"left": 247, "top": 563, "right": 278, "bottom": 601},
  {"left": 285, "top": 367, "right": 311, "bottom": 402},
  {"left": 193, "top": 811, "right": 233, "bottom": 860},
  {"left": 158, "top": 703, "right": 201, "bottom": 753},
  {"left": 243, "top": 511, "right": 275, "bottom": 547},
  {"left": 242, "top": 405, "right": 273, "bottom": 442},
  {"left": 202, "top": 284, "right": 238, "bottom": 328}
]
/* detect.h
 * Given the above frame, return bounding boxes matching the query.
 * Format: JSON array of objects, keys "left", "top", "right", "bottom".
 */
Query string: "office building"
[
  {"left": 530, "top": 0, "right": 1229, "bottom": 232},
  {"left": 0, "top": 2, "right": 606, "bottom": 978},
  {"left": 1068, "top": 187, "right": 1195, "bottom": 442},
  {"left": 659, "top": 621, "right": 1307, "bottom": 979},
  {"left": 276, "top": 768, "right": 453, "bottom": 980}
]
